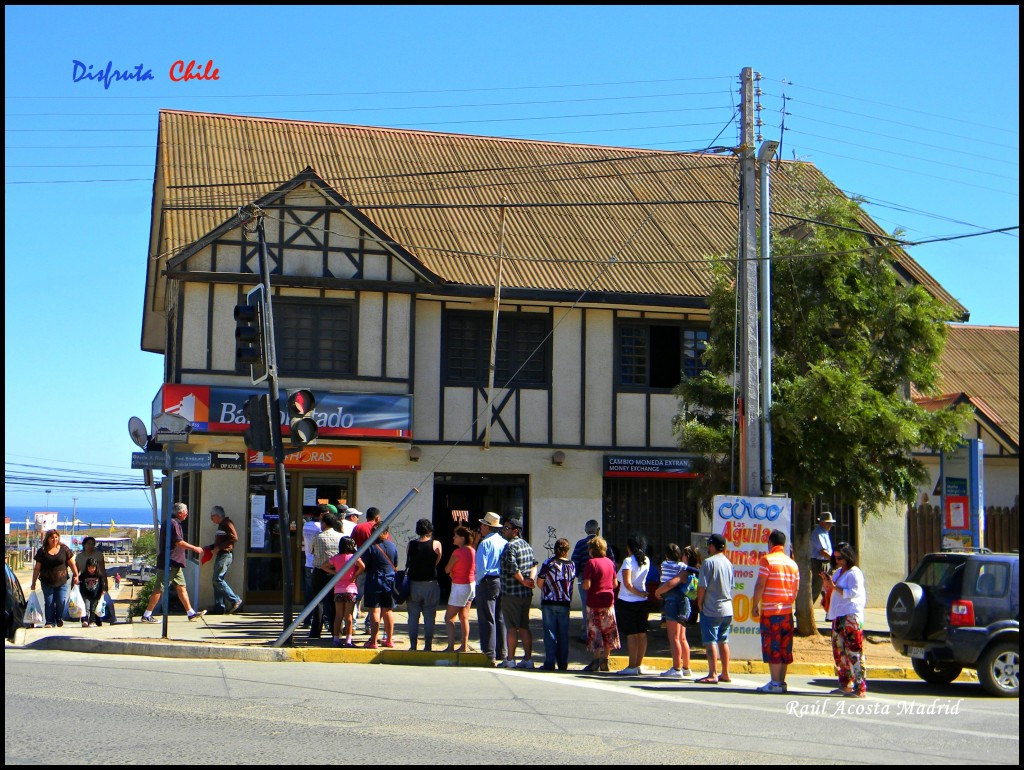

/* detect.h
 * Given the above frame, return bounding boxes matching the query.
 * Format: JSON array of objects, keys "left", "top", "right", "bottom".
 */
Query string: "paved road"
[{"left": 5, "top": 649, "right": 1018, "bottom": 764}]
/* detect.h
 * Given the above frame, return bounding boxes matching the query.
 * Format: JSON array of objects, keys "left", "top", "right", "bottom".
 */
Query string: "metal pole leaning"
[{"left": 272, "top": 487, "right": 420, "bottom": 648}]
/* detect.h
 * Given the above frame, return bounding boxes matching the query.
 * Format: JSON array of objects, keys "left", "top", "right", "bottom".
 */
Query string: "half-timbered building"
[{"left": 142, "top": 110, "right": 966, "bottom": 608}]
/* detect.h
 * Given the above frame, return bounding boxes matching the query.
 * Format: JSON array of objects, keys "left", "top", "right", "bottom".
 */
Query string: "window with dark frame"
[
  {"left": 444, "top": 311, "right": 550, "bottom": 388},
  {"left": 270, "top": 299, "right": 355, "bottom": 376},
  {"left": 617, "top": 322, "right": 709, "bottom": 389}
]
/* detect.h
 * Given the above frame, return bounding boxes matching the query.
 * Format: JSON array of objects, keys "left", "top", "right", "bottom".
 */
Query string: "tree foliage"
[{"left": 674, "top": 188, "right": 972, "bottom": 632}]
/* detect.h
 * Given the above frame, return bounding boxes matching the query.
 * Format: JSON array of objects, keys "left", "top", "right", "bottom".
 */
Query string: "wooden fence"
[{"left": 907, "top": 500, "right": 1019, "bottom": 567}]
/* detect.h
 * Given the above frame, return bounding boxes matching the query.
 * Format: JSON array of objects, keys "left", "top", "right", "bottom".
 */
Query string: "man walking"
[
  {"left": 810, "top": 511, "right": 835, "bottom": 604},
  {"left": 498, "top": 517, "right": 538, "bottom": 669},
  {"left": 695, "top": 533, "right": 733, "bottom": 684},
  {"left": 474, "top": 511, "right": 507, "bottom": 663},
  {"left": 209, "top": 506, "right": 242, "bottom": 614},
  {"left": 571, "top": 520, "right": 600, "bottom": 642},
  {"left": 140, "top": 503, "right": 207, "bottom": 623},
  {"left": 751, "top": 529, "right": 800, "bottom": 693}
]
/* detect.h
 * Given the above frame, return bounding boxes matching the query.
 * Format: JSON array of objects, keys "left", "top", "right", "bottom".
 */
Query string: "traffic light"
[
  {"left": 287, "top": 389, "right": 318, "bottom": 449},
  {"left": 242, "top": 394, "right": 274, "bottom": 453},
  {"left": 234, "top": 285, "right": 268, "bottom": 384}
]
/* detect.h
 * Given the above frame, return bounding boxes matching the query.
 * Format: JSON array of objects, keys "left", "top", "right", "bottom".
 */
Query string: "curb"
[{"left": 10, "top": 637, "right": 979, "bottom": 682}]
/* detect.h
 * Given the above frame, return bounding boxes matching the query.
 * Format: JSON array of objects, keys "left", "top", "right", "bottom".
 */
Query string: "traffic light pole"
[{"left": 253, "top": 213, "right": 295, "bottom": 635}]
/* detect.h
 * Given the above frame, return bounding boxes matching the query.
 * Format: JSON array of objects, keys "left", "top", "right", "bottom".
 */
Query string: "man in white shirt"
[{"left": 809, "top": 511, "right": 835, "bottom": 604}]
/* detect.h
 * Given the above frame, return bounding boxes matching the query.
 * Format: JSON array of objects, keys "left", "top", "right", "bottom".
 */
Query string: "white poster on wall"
[
  {"left": 711, "top": 495, "right": 792, "bottom": 661},
  {"left": 250, "top": 495, "right": 267, "bottom": 549}
]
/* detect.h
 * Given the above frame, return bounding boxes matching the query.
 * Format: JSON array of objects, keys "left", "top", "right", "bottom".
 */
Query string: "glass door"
[{"left": 295, "top": 474, "right": 352, "bottom": 607}]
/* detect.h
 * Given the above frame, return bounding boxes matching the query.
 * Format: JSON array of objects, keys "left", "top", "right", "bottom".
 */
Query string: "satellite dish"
[{"left": 129, "top": 416, "right": 149, "bottom": 449}]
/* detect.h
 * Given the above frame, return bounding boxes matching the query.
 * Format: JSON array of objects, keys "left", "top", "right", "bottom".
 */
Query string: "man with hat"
[
  {"left": 474, "top": 511, "right": 507, "bottom": 664},
  {"left": 341, "top": 507, "right": 359, "bottom": 537},
  {"left": 695, "top": 532, "right": 734, "bottom": 684},
  {"left": 810, "top": 511, "right": 836, "bottom": 605},
  {"left": 498, "top": 516, "right": 538, "bottom": 669}
]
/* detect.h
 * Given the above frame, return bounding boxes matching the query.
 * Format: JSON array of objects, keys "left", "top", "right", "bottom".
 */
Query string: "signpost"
[{"left": 940, "top": 439, "right": 985, "bottom": 551}]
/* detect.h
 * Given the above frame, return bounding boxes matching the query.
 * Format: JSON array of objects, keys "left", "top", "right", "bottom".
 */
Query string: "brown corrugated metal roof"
[
  {"left": 912, "top": 325, "right": 1019, "bottom": 449},
  {"left": 153, "top": 109, "right": 964, "bottom": 311}
]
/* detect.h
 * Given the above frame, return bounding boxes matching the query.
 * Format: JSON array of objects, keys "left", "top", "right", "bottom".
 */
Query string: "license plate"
[{"left": 907, "top": 646, "right": 927, "bottom": 658}]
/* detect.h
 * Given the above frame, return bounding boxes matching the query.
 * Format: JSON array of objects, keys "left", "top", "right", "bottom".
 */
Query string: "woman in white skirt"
[{"left": 443, "top": 526, "right": 477, "bottom": 652}]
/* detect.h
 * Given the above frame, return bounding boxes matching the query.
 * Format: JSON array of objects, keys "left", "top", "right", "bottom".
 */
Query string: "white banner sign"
[{"left": 711, "top": 495, "right": 792, "bottom": 660}]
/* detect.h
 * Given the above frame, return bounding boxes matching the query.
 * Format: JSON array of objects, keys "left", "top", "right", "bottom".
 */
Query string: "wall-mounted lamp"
[
  {"left": 551, "top": 450, "right": 566, "bottom": 466},
  {"left": 409, "top": 445, "right": 423, "bottom": 462}
]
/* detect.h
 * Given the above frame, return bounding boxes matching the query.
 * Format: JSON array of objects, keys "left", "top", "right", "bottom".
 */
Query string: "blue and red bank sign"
[{"left": 154, "top": 384, "right": 412, "bottom": 440}]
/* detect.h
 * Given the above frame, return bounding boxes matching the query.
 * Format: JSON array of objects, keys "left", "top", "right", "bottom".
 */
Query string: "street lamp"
[{"left": 757, "top": 140, "right": 779, "bottom": 495}]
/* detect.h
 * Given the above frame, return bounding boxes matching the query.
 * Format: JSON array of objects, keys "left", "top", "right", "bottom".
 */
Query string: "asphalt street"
[{"left": 4, "top": 649, "right": 1018, "bottom": 765}]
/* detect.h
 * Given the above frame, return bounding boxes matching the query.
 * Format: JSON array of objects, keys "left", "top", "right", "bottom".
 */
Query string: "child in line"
[
  {"left": 79, "top": 558, "right": 107, "bottom": 628},
  {"left": 322, "top": 537, "right": 365, "bottom": 648},
  {"left": 655, "top": 544, "right": 702, "bottom": 678}
]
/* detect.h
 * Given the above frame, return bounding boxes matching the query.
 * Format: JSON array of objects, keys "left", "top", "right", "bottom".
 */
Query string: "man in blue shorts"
[{"left": 695, "top": 533, "right": 733, "bottom": 684}]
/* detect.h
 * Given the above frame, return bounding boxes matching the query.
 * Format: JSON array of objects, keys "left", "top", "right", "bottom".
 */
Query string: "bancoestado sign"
[
  {"left": 603, "top": 455, "right": 699, "bottom": 478},
  {"left": 154, "top": 384, "right": 412, "bottom": 440}
]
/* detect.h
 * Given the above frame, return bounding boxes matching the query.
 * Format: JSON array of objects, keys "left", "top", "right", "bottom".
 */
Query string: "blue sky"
[{"left": 4, "top": 5, "right": 1019, "bottom": 510}]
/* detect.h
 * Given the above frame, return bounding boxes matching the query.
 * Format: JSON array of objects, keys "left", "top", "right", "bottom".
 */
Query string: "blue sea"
[{"left": 4, "top": 506, "right": 157, "bottom": 531}]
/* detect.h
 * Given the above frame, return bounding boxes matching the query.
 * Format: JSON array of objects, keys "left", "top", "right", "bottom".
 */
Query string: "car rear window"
[
  {"left": 909, "top": 557, "right": 967, "bottom": 590},
  {"left": 966, "top": 561, "right": 1012, "bottom": 597}
]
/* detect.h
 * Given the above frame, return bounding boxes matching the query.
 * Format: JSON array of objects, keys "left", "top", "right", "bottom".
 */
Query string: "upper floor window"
[
  {"left": 444, "top": 310, "right": 550, "bottom": 388},
  {"left": 272, "top": 298, "right": 355, "bottom": 377},
  {"left": 618, "top": 322, "right": 709, "bottom": 389}
]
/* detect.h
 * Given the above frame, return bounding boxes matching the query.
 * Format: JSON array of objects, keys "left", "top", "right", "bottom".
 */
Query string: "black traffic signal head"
[
  {"left": 242, "top": 394, "right": 274, "bottom": 453},
  {"left": 234, "top": 285, "right": 268, "bottom": 385},
  {"left": 287, "top": 389, "right": 318, "bottom": 449}
]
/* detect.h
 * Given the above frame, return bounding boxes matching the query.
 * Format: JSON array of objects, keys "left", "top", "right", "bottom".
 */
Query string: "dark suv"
[{"left": 887, "top": 551, "right": 1019, "bottom": 697}]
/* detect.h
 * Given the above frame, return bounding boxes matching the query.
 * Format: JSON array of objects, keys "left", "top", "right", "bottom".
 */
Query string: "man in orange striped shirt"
[{"left": 751, "top": 529, "right": 800, "bottom": 694}]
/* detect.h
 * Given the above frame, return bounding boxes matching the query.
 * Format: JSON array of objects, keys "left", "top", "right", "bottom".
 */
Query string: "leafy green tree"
[
  {"left": 675, "top": 188, "right": 971, "bottom": 634},
  {"left": 132, "top": 531, "right": 157, "bottom": 565}
]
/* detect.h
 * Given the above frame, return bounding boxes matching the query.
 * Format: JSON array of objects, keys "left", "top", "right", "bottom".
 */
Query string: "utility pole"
[{"left": 738, "top": 67, "right": 761, "bottom": 496}]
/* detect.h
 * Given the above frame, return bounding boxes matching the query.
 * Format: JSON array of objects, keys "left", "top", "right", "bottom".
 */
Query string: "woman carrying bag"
[{"left": 30, "top": 529, "right": 79, "bottom": 628}]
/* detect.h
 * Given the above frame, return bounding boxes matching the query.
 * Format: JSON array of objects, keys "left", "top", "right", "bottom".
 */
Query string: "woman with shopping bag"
[{"left": 30, "top": 529, "right": 79, "bottom": 628}]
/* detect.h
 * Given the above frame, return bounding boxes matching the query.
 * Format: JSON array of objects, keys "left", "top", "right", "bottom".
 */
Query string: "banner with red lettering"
[{"left": 711, "top": 495, "right": 792, "bottom": 660}]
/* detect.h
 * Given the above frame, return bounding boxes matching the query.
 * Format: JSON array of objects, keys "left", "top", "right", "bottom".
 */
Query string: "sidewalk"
[{"left": 11, "top": 596, "right": 936, "bottom": 680}]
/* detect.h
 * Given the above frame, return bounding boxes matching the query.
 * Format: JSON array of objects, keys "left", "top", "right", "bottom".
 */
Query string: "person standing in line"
[
  {"left": 615, "top": 534, "right": 651, "bottom": 676},
  {"left": 341, "top": 507, "right": 359, "bottom": 537},
  {"left": 580, "top": 536, "right": 619, "bottom": 672},
  {"left": 140, "top": 503, "right": 206, "bottom": 623},
  {"left": 351, "top": 507, "right": 378, "bottom": 632},
  {"left": 443, "top": 525, "right": 476, "bottom": 652},
  {"left": 309, "top": 512, "right": 343, "bottom": 640},
  {"left": 654, "top": 543, "right": 699, "bottom": 678},
  {"left": 751, "top": 529, "right": 800, "bottom": 694},
  {"left": 497, "top": 517, "right": 538, "bottom": 669},
  {"left": 810, "top": 511, "right": 835, "bottom": 605},
  {"left": 536, "top": 538, "right": 576, "bottom": 671},
  {"left": 570, "top": 520, "right": 601, "bottom": 642},
  {"left": 209, "top": 506, "right": 242, "bottom": 614},
  {"left": 300, "top": 505, "right": 325, "bottom": 627},
  {"left": 695, "top": 533, "right": 734, "bottom": 684},
  {"left": 824, "top": 542, "right": 868, "bottom": 698},
  {"left": 363, "top": 522, "right": 399, "bottom": 649},
  {"left": 405, "top": 519, "right": 442, "bottom": 652},
  {"left": 321, "top": 536, "right": 364, "bottom": 648},
  {"left": 474, "top": 511, "right": 507, "bottom": 664}
]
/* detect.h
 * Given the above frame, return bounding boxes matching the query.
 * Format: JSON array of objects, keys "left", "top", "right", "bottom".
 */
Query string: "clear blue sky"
[{"left": 4, "top": 5, "right": 1019, "bottom": 510}]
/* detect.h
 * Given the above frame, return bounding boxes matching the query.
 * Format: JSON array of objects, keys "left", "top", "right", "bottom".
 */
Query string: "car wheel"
[
  {"left": 911, "top": 657, "right": 963, "bottom": 685},
  {"left": 887, "top": 582, "right": 928, "bottom": 640},
  {"left": 978, "top": 641, "right": 1019, "bottom": 698}
]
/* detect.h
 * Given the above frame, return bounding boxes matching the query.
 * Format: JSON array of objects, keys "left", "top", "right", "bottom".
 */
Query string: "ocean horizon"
[{"left": 5, "top": 505, "right": 158, "bottom": 530}]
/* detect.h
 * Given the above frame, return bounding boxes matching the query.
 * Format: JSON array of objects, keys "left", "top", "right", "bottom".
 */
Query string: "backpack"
[{"left": 685, "top": 574, "right": 698, "bottom": 600}]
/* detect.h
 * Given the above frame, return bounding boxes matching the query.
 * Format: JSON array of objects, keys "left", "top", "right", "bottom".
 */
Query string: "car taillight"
[{"left": 950, "top": 600, "right": 975, "bottom": 626}]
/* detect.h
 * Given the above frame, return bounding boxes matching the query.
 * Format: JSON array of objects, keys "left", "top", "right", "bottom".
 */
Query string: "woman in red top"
[
  {"left": 580, "top": 536, "right": 620, "bottom": 672},
  {"left": 443, "top": 526, "right": 476, "bottom": 652}
]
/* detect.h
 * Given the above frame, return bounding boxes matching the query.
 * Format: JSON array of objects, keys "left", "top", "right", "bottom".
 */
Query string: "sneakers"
[
  {"left": 756, "top": 681, "right": 788, "bottom": 694},
  {"left": 497, "top": 658, "right": 517, "bottom": 668},
  {"left": 381, "top": 639, "right": 395, "bottom": 648},
  {"left": 228, "top": 600, "right": 243, "bottom": 614},
  {"left": 187, "top": 610, "right": 207, "bottom": 621},
  {"left": 681, "top": 668, "right": 693, "bottom": 677},
  {"left": 515, "top": 658, "right": 535, "bottom": 669},
  {"left": 660, "top": 667, "right": 683, "bottom": 679},
  {"left": 620, "top": 666, "right": 642, "bottom": 676},
  {"left": 364, "top": 639, "right": 378, "bottom": 649},
  {"left": 140, "top": 615, "right": 158, "bottom": 624}
]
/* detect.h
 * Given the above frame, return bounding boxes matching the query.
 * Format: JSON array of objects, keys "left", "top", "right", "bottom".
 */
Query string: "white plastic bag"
[
  {"left": 24, "top": 591, "right": 44, "bottom": 627},
  {"left": 66, "top": 584, "right": 86, "bottom": 619},
  {"left": 93, "top": 593, "right": 108, "bottom": 619}
]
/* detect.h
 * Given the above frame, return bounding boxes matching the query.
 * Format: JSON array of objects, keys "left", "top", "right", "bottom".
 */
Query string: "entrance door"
[
  {"left": 294, "top": 474, "right": 352, "bottom": 608},
  {"left": 432, "top": 474, "right": 529, "bottom": 602}
]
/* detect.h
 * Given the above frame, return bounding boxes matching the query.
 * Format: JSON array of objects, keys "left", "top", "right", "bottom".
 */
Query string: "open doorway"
[{"left": 432, "top": 474, "right": 529, "bottom": 602}]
